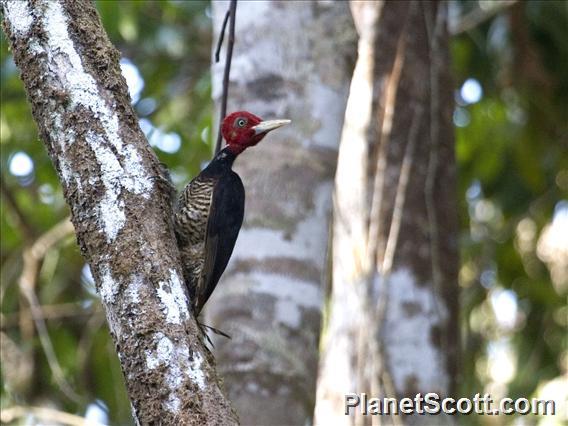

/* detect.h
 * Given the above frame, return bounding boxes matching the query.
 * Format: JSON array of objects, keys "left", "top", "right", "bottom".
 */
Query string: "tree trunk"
[
  {"left": 209, "top": 1, "right": 356, "bottom": 425},
  {"left": 315, "top": 1, "right": 459, "bottom": 425},
  {"left": 1, "top": 1, "right": 237, "bottom": 424}
]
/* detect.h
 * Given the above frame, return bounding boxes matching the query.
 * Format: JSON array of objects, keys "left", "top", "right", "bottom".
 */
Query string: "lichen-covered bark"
[
  {"left": 315, "top": 1, "right": 459, "bottom": 425},
  {"left": 1, "top": 1, "right": 237, "bottom": 424},
  {"left": 208, "top": 1, "right": 356, "bottom": 425}
]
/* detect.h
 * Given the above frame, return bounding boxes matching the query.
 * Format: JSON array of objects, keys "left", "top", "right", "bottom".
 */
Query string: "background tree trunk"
[
  {"left": 315, "top": 1, "right": 459, "bottom": 424},
  {"left": 1, "top": 1, "right": 237, "bottom": 424},
  {"left": 209, "top": 1, "right": 356, "bottom": 425}
]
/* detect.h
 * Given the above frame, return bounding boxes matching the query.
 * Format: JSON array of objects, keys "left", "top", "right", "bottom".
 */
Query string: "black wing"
[{"left": 195, "top": 171, "right": 244, "bottom": 314}]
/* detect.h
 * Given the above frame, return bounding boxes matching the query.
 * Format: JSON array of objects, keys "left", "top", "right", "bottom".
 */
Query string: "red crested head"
[{"left": 221, "top": 111, "right": 290, "bottom": 155}]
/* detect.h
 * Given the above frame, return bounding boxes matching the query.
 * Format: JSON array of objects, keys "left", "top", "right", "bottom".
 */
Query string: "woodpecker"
[{"left": 174, "top": 111, "right": 290, "bottom": 317}]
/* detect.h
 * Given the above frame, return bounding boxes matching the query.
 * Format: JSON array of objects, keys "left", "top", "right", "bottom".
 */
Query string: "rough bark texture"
[
  {"left": 315, "top": 1, "right": 459, "bottom": 425},
  {"left": 1, "top": 1, "right": 237, "bottom": 424},
  {"left": 208, "top": 1, "right": 356, "bottom": 425}
]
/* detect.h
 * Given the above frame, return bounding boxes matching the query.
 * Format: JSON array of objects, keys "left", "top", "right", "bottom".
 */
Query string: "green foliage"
[{"left": 453, "top": 1, "right": 567, "bottom": 422}]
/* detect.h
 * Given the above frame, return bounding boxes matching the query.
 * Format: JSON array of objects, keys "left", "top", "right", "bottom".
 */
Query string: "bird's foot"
[{"left": 197, "top": 320, "right": 231, "bottom": 348}]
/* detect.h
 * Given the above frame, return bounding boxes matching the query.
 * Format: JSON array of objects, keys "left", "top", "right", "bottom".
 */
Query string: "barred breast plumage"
[{"left": 174, "top": 175, "right": 217, "bottom": 305}]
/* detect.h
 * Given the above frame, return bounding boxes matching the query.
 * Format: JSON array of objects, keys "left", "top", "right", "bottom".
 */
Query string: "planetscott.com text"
[{"left": 345, "top": 393, "right": 556, "bottom": 416}]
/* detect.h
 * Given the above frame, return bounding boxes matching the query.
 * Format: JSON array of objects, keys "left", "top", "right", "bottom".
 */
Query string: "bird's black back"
[
  {"left": 197, "top": 167, "right": 244, "bottom": 314},
  {"left": 175, "top": 148, "right": 245, "bottom": 315}
]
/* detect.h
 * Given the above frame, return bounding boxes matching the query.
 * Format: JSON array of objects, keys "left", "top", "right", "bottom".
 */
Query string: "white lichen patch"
[
  {"left": 122, "top": 145, "right": 153, "bottom": 196},
  {"left": 99, "top": 264, "right": 118, "bottom": 305},
  {"left": 187, "top": 352, "right": 206, "bottom": 390},
  {"left": 382, "top": 268, "right": 450, "bottom": 394},
  {"left": 164, "top": 394, "right": 181, "bottom": 413},
  {"left": 57, "top": 154, "right": 74, "bottom": 187},
  {"left": 156, "top": 269, "right": 189, "bottom": 325},
  {"left": 145, "top": 332, "right": 207, "bottom": 414},
  {"left": 2, "top": 0, "right": 33, "bottom": 36},
  {"left": 28, "top": 38, "right": 44, "bottom": 56},
  {"left": 126, "top": 275, "right": 143, "bottom": 304},
  {"left": 45, "top": 105, "right": 75, "bottom": 189},
  {"left": 88, "top": 132, "right": 127, "bottom": 241},
  {"left": 145, "top": 333, "right": 174, "bottom": 370},
  {"left": 38, "top": 1, "right": 152, "bottom": 242},
  {"left": 43, "top": 2, "right": 117, "bottom": 144}
]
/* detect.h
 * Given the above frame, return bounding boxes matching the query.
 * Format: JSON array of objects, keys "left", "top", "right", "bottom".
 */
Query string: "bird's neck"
[
  {"left": 225, "top": 143, "right": 247, "bottom": 156},
  {"left": 209, "top": 147, "right": 237, "bottom": 171}
]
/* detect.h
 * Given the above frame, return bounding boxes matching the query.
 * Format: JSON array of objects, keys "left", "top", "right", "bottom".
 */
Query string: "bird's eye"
[{"left": 236, "top": 118, "right": 246, "bottom": 128}]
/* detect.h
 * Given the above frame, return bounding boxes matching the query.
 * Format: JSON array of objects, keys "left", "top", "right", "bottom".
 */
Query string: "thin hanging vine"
[{"left": 214, "top": 0, "right": 237, "bottom": 155}]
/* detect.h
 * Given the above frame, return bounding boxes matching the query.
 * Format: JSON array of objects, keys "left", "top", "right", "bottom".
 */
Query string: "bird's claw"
[{"left": 197, "top": 320, "right": 231, "bottom": 348}]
